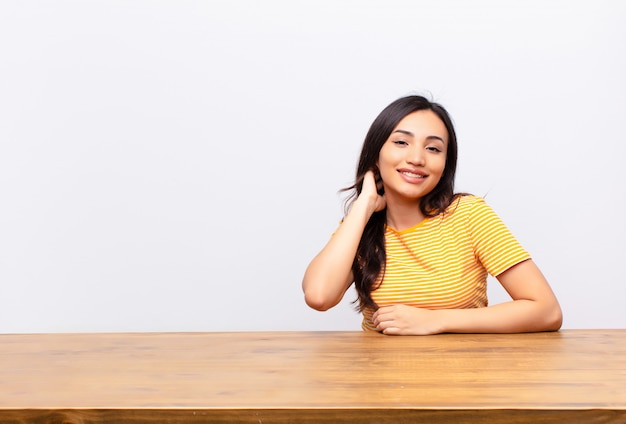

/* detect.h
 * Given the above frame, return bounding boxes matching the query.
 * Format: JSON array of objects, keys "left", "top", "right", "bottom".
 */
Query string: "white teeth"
[{"left": 401, "top": 171, "right": 425, "bottom": 178}]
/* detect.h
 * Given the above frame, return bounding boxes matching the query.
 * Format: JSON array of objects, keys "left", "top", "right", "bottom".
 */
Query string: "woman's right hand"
[{"left": 358, "top": 170, "right": 387, "bottom": 214}]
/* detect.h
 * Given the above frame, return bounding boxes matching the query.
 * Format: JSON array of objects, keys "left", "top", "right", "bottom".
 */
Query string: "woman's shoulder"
[
  {"left": 441, "top": 194, "right": 500, "bottom": 223},
  {"left": 447, "top": 194, "right": 487, "bottom": 212}
]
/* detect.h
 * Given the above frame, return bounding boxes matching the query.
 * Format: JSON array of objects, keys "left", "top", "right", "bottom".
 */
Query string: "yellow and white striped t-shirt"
[{"left": 361, "top": 195, "right": 530, "bottom": 331}]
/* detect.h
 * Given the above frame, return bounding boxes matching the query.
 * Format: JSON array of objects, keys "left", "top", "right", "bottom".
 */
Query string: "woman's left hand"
[{"left": 372, "top": 305, "right": 443, "bottom": 335}]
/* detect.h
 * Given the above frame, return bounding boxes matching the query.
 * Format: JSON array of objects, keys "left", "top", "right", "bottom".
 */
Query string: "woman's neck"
[{"left": 384, "top": 197, "right": 426, "bottom": 231}]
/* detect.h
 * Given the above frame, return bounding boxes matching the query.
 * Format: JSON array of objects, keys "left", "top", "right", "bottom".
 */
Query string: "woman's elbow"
[
  {"left": 550, "top": 306, "right": 563, "bottom": 331},
  {"left": 302, "top": 271, "right": 347, "bottom": 311},
  {"left": 303, "top": 289, "right": 337, "bottom": 311},
  {"left": 542, "top": 302, "right": 563, "bottom": 332}
]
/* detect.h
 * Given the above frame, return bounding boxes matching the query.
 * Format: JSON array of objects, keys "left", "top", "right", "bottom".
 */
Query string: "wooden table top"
[{"left": 1, "top": 330, "right": 625, "bottom": 423}]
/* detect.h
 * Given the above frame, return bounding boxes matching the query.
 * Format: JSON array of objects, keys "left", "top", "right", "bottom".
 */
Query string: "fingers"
[
  {"left": 375, "top": 317, "right": 400, "bottom": 335},
  {"left": 362, "top": 170, "right": 387, "bottom": 212},
  {"left": 363, "top": 169, "right": 384, "bottom": 192},
  {"left": 373, "top": 305, "right": 416, "bottom": 335},
  {"left": 362, "top": 170, "right": 377, "bottom": 194},
  {"left": 372, "top": 306, "right": 393, "bottom": 332},
  {"left": 358, "top": 171, "right": 387, "bottom": 214}
]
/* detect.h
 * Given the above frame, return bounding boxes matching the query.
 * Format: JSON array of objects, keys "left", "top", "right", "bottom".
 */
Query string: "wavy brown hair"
[{"left": 343, "top": 95, "right": 460, "bottom": 312}]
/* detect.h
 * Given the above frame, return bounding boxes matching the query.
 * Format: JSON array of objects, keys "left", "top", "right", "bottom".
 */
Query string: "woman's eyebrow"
[
  {"left": 392, "top": 129, "right": 414, "bottom": 136},
  {"left": 427, "top": 135, "right": 446, "bottom": 144},
  {"left": 392, "top": 129, "right": 446, "bottom": 144},
  {"left": 392, "top": 129, "right": 415, "bottom": 137}
]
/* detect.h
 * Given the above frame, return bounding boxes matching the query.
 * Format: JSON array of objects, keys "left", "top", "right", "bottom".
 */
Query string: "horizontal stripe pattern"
[{"left": 362, "top": 195, "right": 530, "bottom": 331}]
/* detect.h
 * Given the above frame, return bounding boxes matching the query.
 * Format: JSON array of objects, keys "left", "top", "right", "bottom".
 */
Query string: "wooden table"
[{"left": 1, "top": 330, "right": 625, "bottom": 423}]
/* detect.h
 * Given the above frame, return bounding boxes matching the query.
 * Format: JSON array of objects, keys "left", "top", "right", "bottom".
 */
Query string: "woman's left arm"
[{"left": 373, "top": 259, "right": 562, "bottom": 335}]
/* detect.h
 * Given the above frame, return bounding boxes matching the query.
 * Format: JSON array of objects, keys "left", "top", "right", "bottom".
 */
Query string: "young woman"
[{"left": 302, "top": 95, "right": 562, "bottom": 335}]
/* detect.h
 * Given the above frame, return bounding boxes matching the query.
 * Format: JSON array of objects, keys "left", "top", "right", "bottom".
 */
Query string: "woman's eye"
[
  {"left": 393, "top": 140, "right": 408, "bottom": 146},
  {"left": 426, "top": 146, "right": 442, "bottom": 153}
]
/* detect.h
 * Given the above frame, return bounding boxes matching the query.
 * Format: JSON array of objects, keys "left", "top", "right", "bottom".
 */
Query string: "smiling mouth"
[{"left": 400, "top": 171, "right": 427, "bottom": 178}]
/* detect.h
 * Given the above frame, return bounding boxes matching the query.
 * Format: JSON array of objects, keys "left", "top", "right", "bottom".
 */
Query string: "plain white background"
[{"left": 1, "top": 0, "right": 624, "bottom": 333}]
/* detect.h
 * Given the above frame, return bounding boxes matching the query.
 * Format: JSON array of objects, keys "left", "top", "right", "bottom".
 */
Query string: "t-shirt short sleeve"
[{"left": 467, "top": 197, "right": 531, "bottom": 277}]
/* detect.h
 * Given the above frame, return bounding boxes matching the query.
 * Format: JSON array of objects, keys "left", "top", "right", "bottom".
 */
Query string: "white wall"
[{"left": 1, "top": 0, "right": 624, "bottom": 333}]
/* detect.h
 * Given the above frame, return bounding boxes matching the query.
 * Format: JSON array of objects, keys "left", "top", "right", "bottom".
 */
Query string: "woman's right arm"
[{"left": 302, "top": 171, "right": 385, "bottom": 311}]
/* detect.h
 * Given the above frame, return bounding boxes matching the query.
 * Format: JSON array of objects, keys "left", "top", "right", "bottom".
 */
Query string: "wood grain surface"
[{"left": 1, "top": 330, "right": 625, "bottom": 423}]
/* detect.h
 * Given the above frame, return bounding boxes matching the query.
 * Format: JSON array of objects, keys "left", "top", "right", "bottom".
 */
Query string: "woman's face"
[{"left": 376, "top": 109, "right": 448, "bottom": 204}]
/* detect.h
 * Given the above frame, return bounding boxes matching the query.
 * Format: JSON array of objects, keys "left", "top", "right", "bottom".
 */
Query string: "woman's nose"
[{"left": 406, "top": 146, "right": 425, "bottom": 166}]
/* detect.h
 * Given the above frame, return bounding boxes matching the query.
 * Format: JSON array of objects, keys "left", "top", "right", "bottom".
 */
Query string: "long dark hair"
[{"left": 344, "top": 95, "right": 460, "bottom": 312}]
